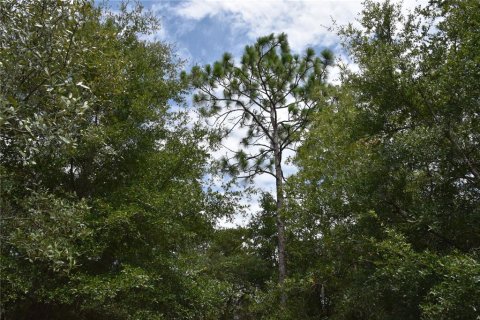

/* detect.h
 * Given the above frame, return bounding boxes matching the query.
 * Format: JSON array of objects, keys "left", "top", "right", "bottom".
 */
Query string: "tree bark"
[
  {"left": 272, "top": 109, "right": 287, "bottom": 305},
  {"left": 275, "top": 169, "right": 287, "bottom": 305}
]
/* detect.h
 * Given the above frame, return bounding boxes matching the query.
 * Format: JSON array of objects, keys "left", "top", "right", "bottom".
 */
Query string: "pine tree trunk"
[{"left": 272, "top": 115, "right": 287, "bottom": 305}]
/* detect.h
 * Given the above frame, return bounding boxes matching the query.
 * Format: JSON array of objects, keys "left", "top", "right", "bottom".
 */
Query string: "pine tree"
[{"left": 186, "top": 33, "right": 333, "bottom": 301}]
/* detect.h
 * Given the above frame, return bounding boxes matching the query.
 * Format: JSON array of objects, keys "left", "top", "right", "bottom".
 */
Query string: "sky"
[
  {"left": 146, "top": 0, "right": 362, "bottom": 65},
  {"left": 112, "top": 0, "right": 426, "bottom": 226},
  {"left": 139, "top": 0, "right": 425, "bottom": 65}
]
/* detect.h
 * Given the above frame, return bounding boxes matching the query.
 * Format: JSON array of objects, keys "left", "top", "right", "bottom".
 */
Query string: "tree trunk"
[
  {"left": 272, "top": 112, "right": 287, "bottom": 305},
  {"left": 275, "top": 171, "right": 287, "bottom": 305}
]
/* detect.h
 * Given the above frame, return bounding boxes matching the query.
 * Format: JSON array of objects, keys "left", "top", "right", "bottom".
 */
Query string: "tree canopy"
[{"left": 1, "top": 1, "right": 232, "bottom": 318}]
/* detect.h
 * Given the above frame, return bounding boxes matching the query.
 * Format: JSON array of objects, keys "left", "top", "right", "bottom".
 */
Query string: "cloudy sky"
[
  {"left": 124, "top": 0, "right": 425, "bottom": 226},
  {"left": 141, "top": 0, "right": 365, "bottom": 69},
  {"left": 139, "top": 0, "right": 425, "bottom": 64}
]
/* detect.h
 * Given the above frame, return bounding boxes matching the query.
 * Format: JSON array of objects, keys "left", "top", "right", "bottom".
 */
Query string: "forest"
[{"left": 0, "top": 0, "right": 479, "bottom": 319}]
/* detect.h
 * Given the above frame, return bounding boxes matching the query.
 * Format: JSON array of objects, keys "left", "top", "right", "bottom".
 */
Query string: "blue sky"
[
  {"left": 136, "top": 0, "right": 426, "bottom": 79},
  {"left": 142, "top": 0, "right": 367, "bottom": 67}
]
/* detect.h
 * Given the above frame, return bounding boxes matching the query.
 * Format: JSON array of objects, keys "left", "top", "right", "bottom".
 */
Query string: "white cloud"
[
  {"left": 174, "top": 0, "right": 360, "bottom": 51},
  {"left": 173, "top": 0, "right": 426, "bottom": 52}
]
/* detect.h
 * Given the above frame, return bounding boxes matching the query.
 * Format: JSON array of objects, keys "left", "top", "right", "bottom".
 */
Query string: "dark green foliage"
[
  {"left": 0, "top": 1, "right": 228, "bottom": 319},
  {"left": 289, "top": 0, "right": 480, "bottom": 318}
]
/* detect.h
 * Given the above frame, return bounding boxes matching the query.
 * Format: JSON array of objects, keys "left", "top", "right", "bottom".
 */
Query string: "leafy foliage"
[
  {"left": 290, "top": 0, "right": 480, "bottom": 318},
  {"left": 0, "top": 1, "right": 228, "bottom": 319}
]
